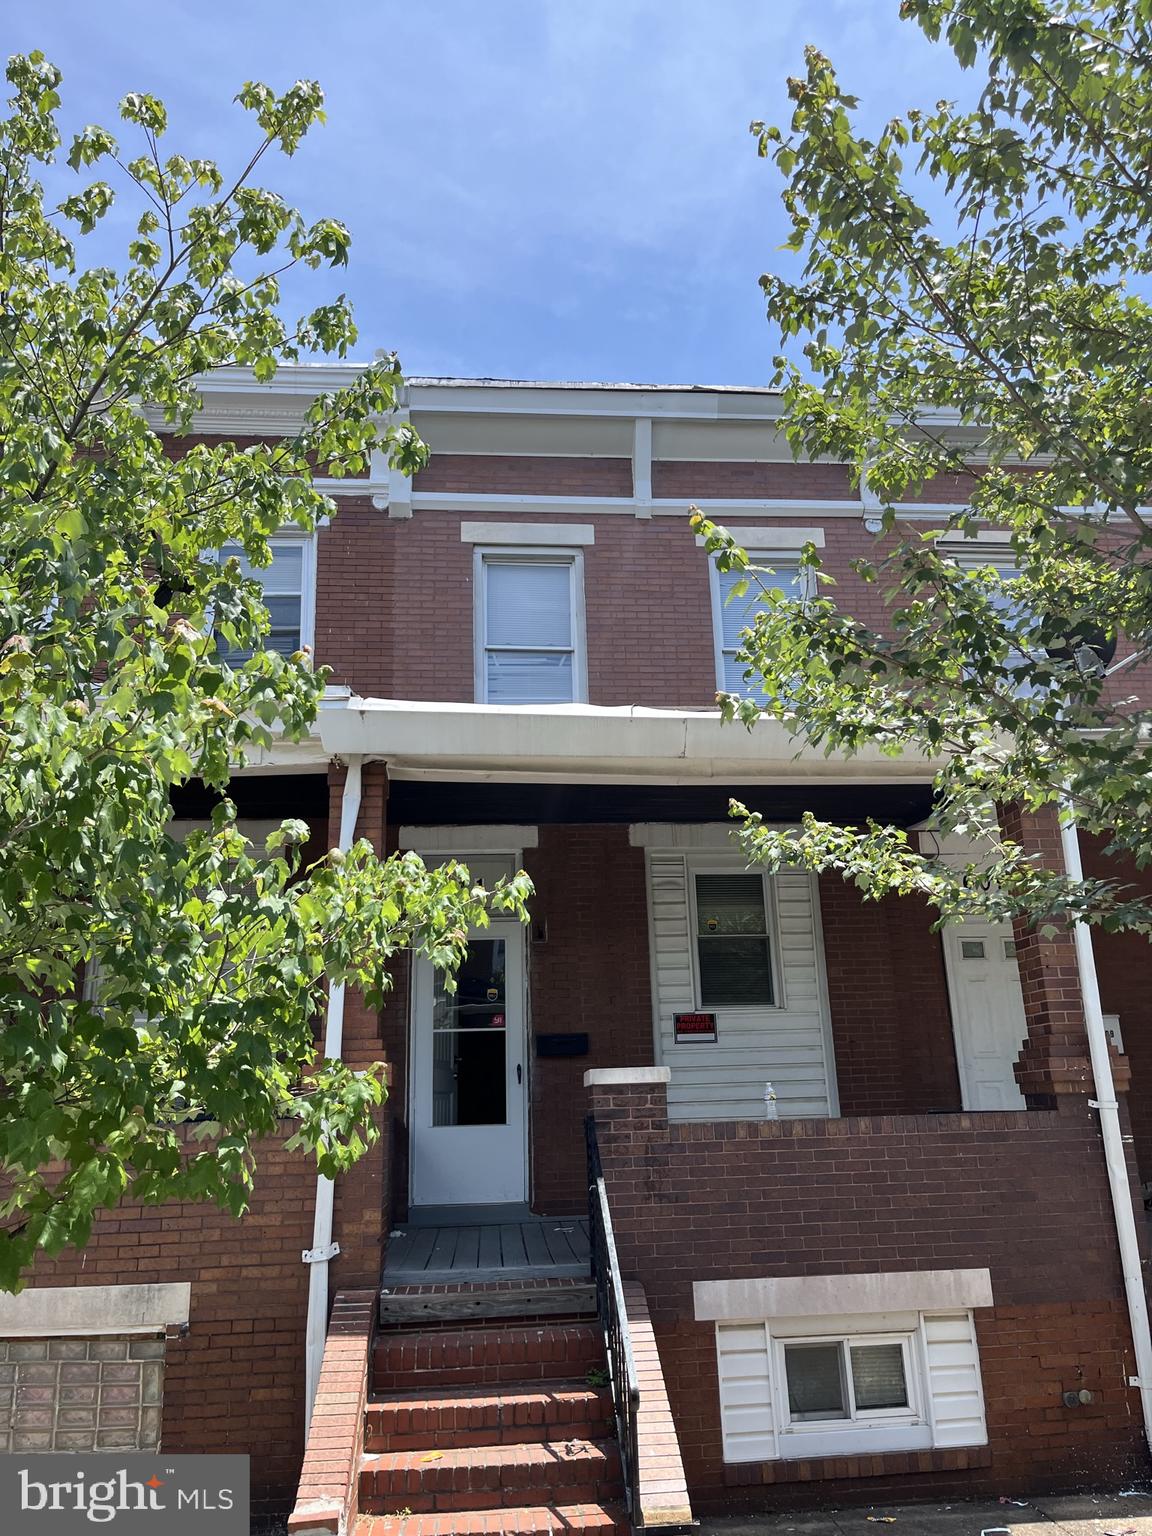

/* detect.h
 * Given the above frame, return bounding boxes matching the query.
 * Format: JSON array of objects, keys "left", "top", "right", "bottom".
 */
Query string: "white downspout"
[
  {"left": 1058, "top": 801, "right": 1152, "bottom": 1454},
  {"left": 303, "top": 755, "right": 363, "bottom": 1429}
]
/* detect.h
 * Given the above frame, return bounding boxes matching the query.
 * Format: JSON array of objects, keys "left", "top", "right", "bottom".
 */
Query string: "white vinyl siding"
[
  {"left": 717, "top": 1310, "right": 986, "bottom": 1464},
  {"left": 710, "top": 553, "right": 810, "bottom": 694},
  {"left": 475, "top": 551, "right": 586, "bottom": 704},
  {"left": 648, "top": 852, "right": 834, "bottom": 1120}
]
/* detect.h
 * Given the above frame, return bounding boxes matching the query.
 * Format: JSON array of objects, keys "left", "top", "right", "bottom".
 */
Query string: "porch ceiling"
[{"left": 386, "top": 778, "right": 935, "bottom": 827}]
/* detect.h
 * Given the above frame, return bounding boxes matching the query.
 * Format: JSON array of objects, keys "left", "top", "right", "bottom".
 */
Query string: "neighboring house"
[{"left": 7, "top": 373, "right": 1152, "bottom": 1533}]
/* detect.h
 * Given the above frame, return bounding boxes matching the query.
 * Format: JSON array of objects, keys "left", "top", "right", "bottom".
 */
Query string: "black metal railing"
[{"left": 586, "top": 1113, "right": 641, "bottom": 1524}]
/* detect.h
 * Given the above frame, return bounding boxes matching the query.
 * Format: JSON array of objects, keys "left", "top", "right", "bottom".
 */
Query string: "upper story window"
[
  {"left": 710, "top": 552, "right": 811, "bottom": 693},
  {"left": 475, "top": 551, "right": 586, "bottom": 704},
  {"left": 217, "top": 534, "right": 315, "bottom": 664}
]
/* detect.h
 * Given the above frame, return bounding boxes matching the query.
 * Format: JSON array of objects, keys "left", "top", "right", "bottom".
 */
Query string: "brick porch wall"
[
  {"left": 24, "top": 1125, "right": 317, "bottom": 1515},
  {"left": 588, "top": 1079, "right": 1148, "bottom": 1512}
]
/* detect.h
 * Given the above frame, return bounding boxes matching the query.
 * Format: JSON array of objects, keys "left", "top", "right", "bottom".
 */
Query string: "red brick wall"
[
  {"left": 26, "top": 1127, "right": 318, "bottom": 1516},
  {"left": 589, "top": 1082, "right": 1147, "bottom": 1511},
  {"left": 652, "top": 460, "right": 856, "bottom": 500},
  {"left": 524, "top": 826, "right": 654, "bottom": 1212},
  {"left": 820, "top": 879, "right": 961, "bottom": 1115},
  {"left": 414, "top": 454, "right": 632, "bottom": 496},
  {"left": 1082, "top": 834, "right": 1152, "bottom": 1184},
  {"left": 312, "top": 504, "right": 898, "bottom": 708}
]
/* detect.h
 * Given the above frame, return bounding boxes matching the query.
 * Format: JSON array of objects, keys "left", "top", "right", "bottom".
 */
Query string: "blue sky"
[{"left": 8, "top": 2, "right": 969, "bottom": 386}]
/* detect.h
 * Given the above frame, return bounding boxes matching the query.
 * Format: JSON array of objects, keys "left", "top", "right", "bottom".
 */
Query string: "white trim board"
[
  {"left": 0, "top": 1283, "right": 191, "bottom": 1337},
  {"left": 693, "top": 526, "right": 826, "bottom": 548},
  {"left": 694, "top": 1267, "right": 994, "bottom": 1322},
  {"left": 398, "top": 825, "right": 540, "bottom": 851},
  {"left": 460, "top": 521, "right": 595, "bottom": 545}
]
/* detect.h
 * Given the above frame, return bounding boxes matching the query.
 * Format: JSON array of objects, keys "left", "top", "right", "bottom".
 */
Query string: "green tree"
[
  {"left": 697, "top": 0, "right": 1152, "bottom": 930},
  {"left": 0, "top": 55, "right": 528, "bottom": 1290}
]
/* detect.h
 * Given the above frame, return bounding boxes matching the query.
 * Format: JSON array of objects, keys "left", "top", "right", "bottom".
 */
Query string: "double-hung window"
[
  {"left": 693, "top": 872, "right": 775, "bottom": 1008},
  {"left": 475, "top": 551, "right": 586, "bottom": 704},
  {"left": 711, "top": 552, "right": 811, "bottom": 693},
  {"left": 217, "top": 535, "right": 315, "bottom": 664}
]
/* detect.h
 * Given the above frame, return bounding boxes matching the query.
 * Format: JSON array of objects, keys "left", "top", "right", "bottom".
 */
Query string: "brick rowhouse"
[{"left": 14, "top": 376, "right": 1150, "bottom": 1522}]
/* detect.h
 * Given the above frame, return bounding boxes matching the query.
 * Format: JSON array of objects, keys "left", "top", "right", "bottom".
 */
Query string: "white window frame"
[
  {"left": 473, "top": 546, "right": 587, "bottom": 705},
  {"left": 708, "top": 550, "right": 815, "bottom": 694},
  {"left": 217, "top": 530, "right": 316, "bottom": 659},
  {"left": 716, "top": 1308, "right": 985, "bottom": 1464},
  {"left": 774, "top": 1331, "right": 924, "bottom": 1439},
  {"left": 687, "top": 862, "right": 783, "bottom": 1013}
]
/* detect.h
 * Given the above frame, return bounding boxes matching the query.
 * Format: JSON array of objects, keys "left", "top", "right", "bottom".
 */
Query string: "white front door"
[
  {"left": 942, "top": 921, "right": 1028, "bottom": 1110},
  {"left": 410, "top": 924, "right": 528, "bottom": 1208}
]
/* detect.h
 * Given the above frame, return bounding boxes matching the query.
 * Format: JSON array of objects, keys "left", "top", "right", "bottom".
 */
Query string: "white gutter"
[
  {"left": 303, "top": 755, "right": 363, "bottom": 1429},
  {"left": 317, "top": 697, "right": 940, "bottom": 783},
  {"left": 1059, "top": 802, "right": 1152, "bottom": 1453}
]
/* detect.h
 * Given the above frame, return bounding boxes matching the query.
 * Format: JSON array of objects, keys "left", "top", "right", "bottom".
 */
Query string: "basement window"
[
  {"left": 782, "top": 1337, "right": 915, "bottom": 1426},
  {"left": 716, "top": 1310, "right": 987, "bottom": 1465}
]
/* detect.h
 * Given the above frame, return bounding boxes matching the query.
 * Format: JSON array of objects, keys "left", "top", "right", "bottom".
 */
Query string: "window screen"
[
  {"left": 694, "top": 873, "right": 774, "bottom": 1007},
  {"left": 482, "top": 558, "right": 577, "bottom": 703},
  {"left": 716, "top": 557, "right": 806, "bottom": 692},
  {"left": 218, "top": 541, "right": 306, "bottom": 663}
]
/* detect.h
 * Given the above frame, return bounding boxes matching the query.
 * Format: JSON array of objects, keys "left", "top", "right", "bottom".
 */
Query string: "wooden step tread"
[
  {"left": 355, "top": 1501, "right": 627, "bottom": 1534},
  {"left": 373, "top": 1322, "right": 604, "bottom": 1391}
]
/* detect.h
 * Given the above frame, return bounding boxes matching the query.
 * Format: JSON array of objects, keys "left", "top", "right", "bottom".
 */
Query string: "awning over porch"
[{"left": 317, "top": 696, "right": 937, "bottom": 786}]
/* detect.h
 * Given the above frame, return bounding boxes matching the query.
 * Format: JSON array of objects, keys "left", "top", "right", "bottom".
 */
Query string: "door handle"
[{"left": 516, "top": 1063, "right": 522, "bottom": 1085}]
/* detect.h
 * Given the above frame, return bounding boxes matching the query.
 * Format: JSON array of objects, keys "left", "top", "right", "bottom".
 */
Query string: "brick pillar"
[
  {"left": 999, "top": 805, "right": 1130, "bottom": 1105},
  {"left": 329, "top": 759, "right": 393, "bottom": 1289},
  {"left": 585, "top": 1068, "right": 671, "bottom": 1274}
]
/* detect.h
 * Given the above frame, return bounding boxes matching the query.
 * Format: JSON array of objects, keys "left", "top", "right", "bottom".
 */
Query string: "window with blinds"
[
  {"left": 217, "top": 538, "right": 311, "bottom": 663},
  {"left": 694, "top": 873, "right": 774, "bottom": 1007},
  {"left": 782, "top": 1336, "right": 913, "bottom": 1427},
  {"left": 714, "top": 555, "right": 807, "bottom": 693},
  {"left": 478, "top": 554, "right": 583, "bottom": 703}
]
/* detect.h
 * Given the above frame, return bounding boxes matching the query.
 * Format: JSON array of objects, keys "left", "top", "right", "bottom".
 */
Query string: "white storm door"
[
  {"left": 943, "top": 922, "right": 1028, "bottom": 1110},
  {"left": 410, "top": 924, "right": 527, "bottom": 1207}
]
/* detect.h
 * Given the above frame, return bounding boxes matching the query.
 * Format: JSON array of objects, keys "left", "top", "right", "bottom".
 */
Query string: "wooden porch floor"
[{"left": 383, "top": 1216, "right": 591, "bottom": 1284}]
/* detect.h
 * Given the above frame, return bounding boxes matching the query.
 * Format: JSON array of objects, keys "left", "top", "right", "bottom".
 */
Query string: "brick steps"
[
  {"left": 354, "top": 1502, "right": 628, "bottom": 1535},
  {"left": 359, "top": 1315, "right": 624, "bottom": 1531},
  {"left": 372, "top": 1322, "right": 603, "bottom": 1391},
  {"left": 359, "top": 1437, "right": 622, "bottom": 1515},
  {"left": 364, "top": 1380, "right": 612, "bottom": 1451}
]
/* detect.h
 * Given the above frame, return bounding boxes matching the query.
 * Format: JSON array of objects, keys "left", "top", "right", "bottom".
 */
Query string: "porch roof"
[{"left": 317, "top": 696, "right": 938, "bottom": 787}]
